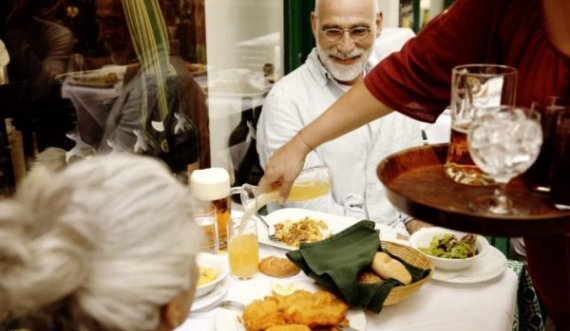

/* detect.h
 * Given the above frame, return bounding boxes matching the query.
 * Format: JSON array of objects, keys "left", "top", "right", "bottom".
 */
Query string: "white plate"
[
  {"left": 214, "top": 282, "right": 366, "bottom": 331},
  {"left": 257, "top": 208, "right": 399, "bottom": 250},
  {"left": 190, "top": 279, "right": 229, "bottom": 313},
  {"left": 432, "top": 245, "right": 507, "bottom": 284}
]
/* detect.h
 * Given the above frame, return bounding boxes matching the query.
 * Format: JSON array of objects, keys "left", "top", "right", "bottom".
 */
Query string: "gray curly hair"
[{"left": 0, "top": 153, "right": 201, "bottom": 331}]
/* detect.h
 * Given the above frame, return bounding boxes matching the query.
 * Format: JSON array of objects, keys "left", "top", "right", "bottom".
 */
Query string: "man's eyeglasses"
[{"left": 321, "top": 27, "right": 371, "bottom": 42}]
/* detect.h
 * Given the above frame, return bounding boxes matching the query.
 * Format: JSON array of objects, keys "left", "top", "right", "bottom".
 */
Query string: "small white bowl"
[
  {"left": 195, "top": 253, "right": 229, "bottom": 298},
  {"left": 409, "top": 227, "right": 489, "bottom": 271}
]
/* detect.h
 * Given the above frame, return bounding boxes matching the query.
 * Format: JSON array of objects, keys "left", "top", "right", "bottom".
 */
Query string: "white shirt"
[{"left": 256, "top": 47, "right": 423, "bottom": 233}]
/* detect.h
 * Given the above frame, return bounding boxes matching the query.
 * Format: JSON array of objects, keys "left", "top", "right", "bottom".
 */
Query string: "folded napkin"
[{"left": 287, "top": 220, "right": 430, "bottom": 313}]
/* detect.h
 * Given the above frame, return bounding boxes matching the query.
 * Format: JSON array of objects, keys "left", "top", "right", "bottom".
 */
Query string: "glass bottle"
[{"left": 230, "top": 165, "right": 332, "bottom": 222}]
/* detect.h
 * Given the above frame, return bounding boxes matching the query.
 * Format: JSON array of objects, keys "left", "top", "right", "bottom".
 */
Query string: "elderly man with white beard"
[{"left": 256, "top": 0, "right": 429, "bottom": 235}]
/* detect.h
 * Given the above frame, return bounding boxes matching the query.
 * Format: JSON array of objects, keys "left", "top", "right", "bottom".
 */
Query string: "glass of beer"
[
  {"left": 190, "top": 168, "right": 231, "bottom": 249},
  {"left": 231, "top": 165, "right": 332, "bottom": 222},
  {"left": 227, "top": 216, "right": 259, "bottom": 279},
  {"left": 444, "top": 64, "right": 518, "bottom": 186}
]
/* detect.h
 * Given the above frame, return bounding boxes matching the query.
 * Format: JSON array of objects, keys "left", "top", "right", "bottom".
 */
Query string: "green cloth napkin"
[{"left": 287, "top": 220, "right": 430, "bottom": 313}]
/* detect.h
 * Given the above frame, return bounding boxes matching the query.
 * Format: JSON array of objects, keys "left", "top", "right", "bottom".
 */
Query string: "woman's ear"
[{"left": 159, "top": 300, "right": 183, "bottom": 331}]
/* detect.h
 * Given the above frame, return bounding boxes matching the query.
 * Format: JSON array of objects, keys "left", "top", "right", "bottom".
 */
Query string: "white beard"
[{"left": 316, "top": 44, "right": 372, "bottom": 83}]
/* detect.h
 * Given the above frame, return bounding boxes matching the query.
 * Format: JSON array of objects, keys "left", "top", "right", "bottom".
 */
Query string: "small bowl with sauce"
[{"left": 195, "top": 253, "right": 229, "bottom": 297}]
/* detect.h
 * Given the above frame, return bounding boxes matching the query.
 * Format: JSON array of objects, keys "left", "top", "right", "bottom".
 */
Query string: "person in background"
[
  {"left": 69, "top": 0, "right": 210, "bottom": 177},
  {"left": 256, "top": 0, "right": 428, "bottom": 234},
  {"left": 0, "top": 153, "right": 201, "bottom": 331},
  {"left": 259, "top": 0, "right": 570, "bottom": 328},
  {"left": 0, "top": 0, "right": 75, "bottom": 150}
]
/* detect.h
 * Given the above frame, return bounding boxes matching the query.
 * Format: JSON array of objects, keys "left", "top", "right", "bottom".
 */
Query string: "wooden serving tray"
[{"left": 377, "top": 144, "right": 570, "bottom": 237}]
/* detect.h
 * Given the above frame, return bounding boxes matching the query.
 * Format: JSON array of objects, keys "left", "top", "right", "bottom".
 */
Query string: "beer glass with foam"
[
  {"left": 444, "top": 64, "right": 518, "bottom": 185},
  {"left": 190, "top": 168, "right": 231, "bottom": 249}
]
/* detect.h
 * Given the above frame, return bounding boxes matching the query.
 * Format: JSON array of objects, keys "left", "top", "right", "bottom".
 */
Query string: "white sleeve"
[{"left": 256, "top": 85, "right": 365, "bottom": 218}]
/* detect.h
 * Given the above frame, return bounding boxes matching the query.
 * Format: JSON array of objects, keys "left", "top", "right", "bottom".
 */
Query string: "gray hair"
[{"left": 0, "top": 153, "right": 201, "bottom": 331}]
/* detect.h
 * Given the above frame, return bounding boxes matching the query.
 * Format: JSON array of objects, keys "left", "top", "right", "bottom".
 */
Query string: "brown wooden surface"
[{"left": 377, "top": 144, "right": 570, "bottom": 236}]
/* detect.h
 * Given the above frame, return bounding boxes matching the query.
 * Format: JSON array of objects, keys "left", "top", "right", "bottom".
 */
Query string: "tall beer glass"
[
  {"left": 444, "top": 64, "right": 518, "bottom": 185},
  {"left": 190, "top": 168, "right": 231, "bottom": 249}
]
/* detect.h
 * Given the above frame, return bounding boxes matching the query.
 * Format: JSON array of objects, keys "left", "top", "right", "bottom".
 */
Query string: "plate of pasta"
[{"left": 257, "top": 208, "right": 399, "bottom": 250}]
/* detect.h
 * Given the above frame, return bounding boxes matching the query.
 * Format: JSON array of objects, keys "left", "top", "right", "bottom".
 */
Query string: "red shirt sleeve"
[{"left": 364, "top": 0, "right": 508, "bottom": 123}]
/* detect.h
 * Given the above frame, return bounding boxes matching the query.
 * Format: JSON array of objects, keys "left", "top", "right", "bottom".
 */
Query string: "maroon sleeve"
[{"left": 364, "top": 0, "right": 509, "bottom": 123}]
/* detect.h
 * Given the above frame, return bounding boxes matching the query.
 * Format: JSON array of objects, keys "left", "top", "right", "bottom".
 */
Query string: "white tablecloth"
[{"left": 176, "top": 243, "right": 518, "bottom": 331}]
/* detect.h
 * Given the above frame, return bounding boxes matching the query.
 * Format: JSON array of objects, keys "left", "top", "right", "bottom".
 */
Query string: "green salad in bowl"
[
  {"left": 410, "top": 227, "right": 488, "bottom": 271},
  {"left": 420, "top": 233, "right": 478, "bottom": 259}
]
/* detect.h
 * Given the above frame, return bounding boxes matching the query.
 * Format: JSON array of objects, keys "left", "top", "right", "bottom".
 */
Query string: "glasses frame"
[{"left": 320, "top": 27, "right": 372, "bottom": 42}]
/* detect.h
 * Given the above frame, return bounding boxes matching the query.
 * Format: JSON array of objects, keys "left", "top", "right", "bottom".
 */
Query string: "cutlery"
[
  {"left": 218, "top": 300, "right": 359, "bottom": 331},
  {"left": 256, "top": 213, "right": 280, "bottom": 242},
  {"left": 219, "top": 300, "right": 246, "bottom": 311}
]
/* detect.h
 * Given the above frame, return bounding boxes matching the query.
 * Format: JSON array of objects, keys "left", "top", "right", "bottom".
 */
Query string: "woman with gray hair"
[{"left": 0, "top": 153, "right": 201, "bottom": 331}]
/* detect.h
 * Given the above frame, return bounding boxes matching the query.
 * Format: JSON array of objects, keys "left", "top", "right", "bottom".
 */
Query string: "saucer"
[
  {"left": 190, "top": 278, "right": 229, "bottom": 313},
  {"left": 432, "top": 245, "right": 507, "bottom": 284}
]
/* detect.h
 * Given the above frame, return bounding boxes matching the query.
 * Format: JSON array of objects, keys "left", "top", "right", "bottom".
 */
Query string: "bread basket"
[{"left": 381, "top": 241, "right": 434, "bottom": 306}]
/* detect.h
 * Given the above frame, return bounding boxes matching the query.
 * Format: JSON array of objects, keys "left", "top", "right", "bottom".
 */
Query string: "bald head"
[{"left": 314, "top": 0, "right": 379, "bottom": 20}]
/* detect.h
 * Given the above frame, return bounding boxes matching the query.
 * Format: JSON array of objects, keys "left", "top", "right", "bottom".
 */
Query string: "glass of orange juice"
[{"left": 228, "top": 216, "right": 259, "bottom": 279}]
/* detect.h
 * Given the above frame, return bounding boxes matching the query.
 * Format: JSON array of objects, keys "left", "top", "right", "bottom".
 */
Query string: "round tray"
[{"left": 377, "top": 144, "right": 570, "bottom": 237}]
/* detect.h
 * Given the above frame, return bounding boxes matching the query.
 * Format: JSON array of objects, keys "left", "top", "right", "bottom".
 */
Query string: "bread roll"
[
  {"left": 371, "top": 252, "right": 412, "bottom": 285},
  {"left": 357, "top": 270, "right": 384, "bottom": 284},
  {"left": 259, "top": 256, "right": 301, "bottom": 278}
]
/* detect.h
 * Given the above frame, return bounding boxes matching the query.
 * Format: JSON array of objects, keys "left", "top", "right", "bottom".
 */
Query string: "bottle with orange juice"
[{"left": 231, "top": 165, "right": 332, "bottom": 223}]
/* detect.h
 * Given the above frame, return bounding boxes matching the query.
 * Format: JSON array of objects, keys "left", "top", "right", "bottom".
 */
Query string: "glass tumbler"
[
  {"left": 193, "top": 205, "right": 219, "bottom": 254},
  {"left": 227, "top": 216, "right": 259, "bottom": 279}
]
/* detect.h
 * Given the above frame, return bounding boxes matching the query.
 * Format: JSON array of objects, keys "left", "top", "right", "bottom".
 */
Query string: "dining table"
[{"left": 174, "top": 209, "right": 539, "bottom": 331}]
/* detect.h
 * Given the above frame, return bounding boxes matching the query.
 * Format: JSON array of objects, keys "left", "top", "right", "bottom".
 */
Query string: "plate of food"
[
  {"left": 409, "top": 227, "right": 506, "bottom": 283},
  {"left": 257, "top": 208, "right": 399, "bottom": 250},
  {"left": 215, "top": 281, "right": 366, "bottom": 331},
  {"left": 187, "top": 62, "right": 208, "bottom": 76},
  {"left": 64, "top": 66, "right": 126, "bottom": 88},
  {"left": 430, "top": 245, "right": 507, "bottom": 284}
]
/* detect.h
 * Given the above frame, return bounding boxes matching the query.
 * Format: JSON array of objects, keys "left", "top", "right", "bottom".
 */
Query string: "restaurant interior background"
[{"left": 0, "top": 0, "right": 454, "bottom": 192}]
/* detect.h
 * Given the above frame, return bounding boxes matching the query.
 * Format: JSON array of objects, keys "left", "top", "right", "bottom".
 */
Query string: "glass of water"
[
  {"left": 193, "top": 205, "right": 219, "bottom": 253},
  {"left": 467, "top": 106, "right": 543, "bottom": 214}
]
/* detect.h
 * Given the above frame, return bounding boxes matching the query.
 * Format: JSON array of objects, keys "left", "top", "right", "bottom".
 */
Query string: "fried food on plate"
[
  {"left": 243, "top": 299, "right": 285, "bottom": 331},
  {"left": 266, "top": 325, "right": 311, "bottom": 331},
  {"left": 242, "top": 290, "right": 349, "bottom": 331},
  {"left": 259, "top": 256, "right": 301, "bottom": 278}
]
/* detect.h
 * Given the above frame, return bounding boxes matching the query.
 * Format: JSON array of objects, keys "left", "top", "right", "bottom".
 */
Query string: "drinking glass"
[
  {"left": 467, "top": 107, "right": 543, "bottom": 214},
  {"left": 193, "top": 205, "right": 219, "bottom": 253},
  {"left": 227, "top": 216, "right": 259, "bottom": 279},
  {"left": 551, "top": 109, "right": 570, "bottom": 208},
  {"left": 523, "top": 97, "right": 569, "bottom": 192},
  {"left": 190, "top": 167, "right": 231, "bottom": 249},
  {"left": 230, "top": 165, "right": 332, "bottom": 222},
  {"left": 444, "top": 64, "right": 518, "bottom": 186}
]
